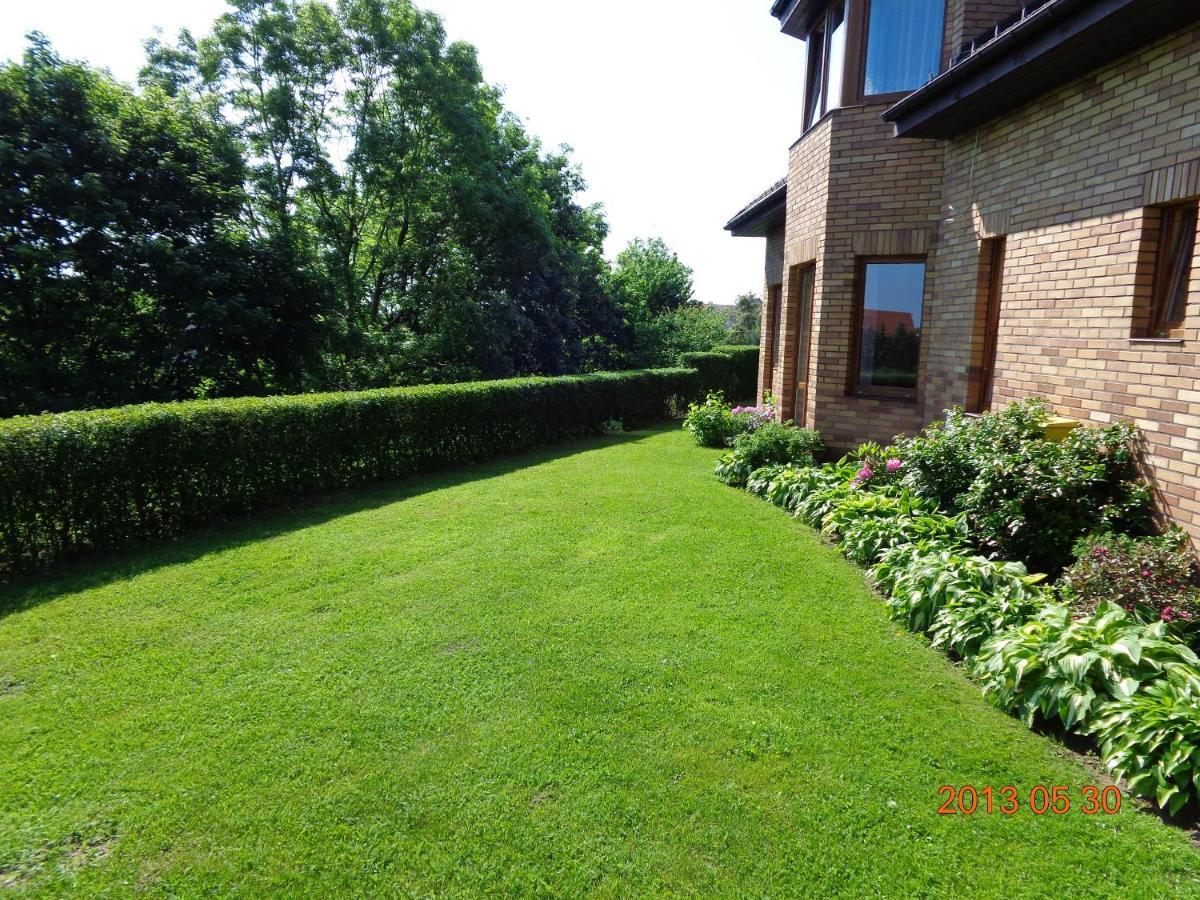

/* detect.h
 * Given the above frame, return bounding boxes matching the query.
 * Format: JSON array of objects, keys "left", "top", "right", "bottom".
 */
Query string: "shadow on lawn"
[{"left": 0, "top": 426, "right": 668, "bottom": 620}]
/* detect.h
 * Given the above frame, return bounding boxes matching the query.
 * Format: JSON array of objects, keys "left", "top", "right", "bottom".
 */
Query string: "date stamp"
[{"left": 937, "top": 785, "right": 1122, "bottom": 816}]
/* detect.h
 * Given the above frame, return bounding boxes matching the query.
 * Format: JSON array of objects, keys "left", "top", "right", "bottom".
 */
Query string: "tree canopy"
[{"left": 0, "top": 1, "right": 731, "bottom": 416}]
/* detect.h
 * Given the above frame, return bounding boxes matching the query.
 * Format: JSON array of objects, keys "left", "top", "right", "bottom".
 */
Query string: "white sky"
[{"left": 0, "top": 0, "right": 802, "bottom": 304}]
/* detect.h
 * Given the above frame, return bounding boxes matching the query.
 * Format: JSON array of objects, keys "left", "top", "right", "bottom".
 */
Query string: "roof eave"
[{"left": 883, "top": 0, "right": 1200, "bottom": 139}]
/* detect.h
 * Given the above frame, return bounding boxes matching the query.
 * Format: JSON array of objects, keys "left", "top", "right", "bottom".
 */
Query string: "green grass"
[{"left": 1, "top": 425, "right": 1198, "bottom": 897}]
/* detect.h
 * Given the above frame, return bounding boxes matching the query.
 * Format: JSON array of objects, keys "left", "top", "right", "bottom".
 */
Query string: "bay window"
[{"left": 796, "top": 0, "right": 948, "bottom": 133}]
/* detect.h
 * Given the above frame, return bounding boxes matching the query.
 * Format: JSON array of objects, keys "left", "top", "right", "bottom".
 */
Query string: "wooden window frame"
[
  {"left": 967, "top": 238, "right": 1005, "bottom": 414},
  {"left": 799, "top": 0, "right": 950, "bottom": 137},
  {"left": 765, "top": 284, "right": 784, "bottom": 370},
  {"left": 855, "top": 0, "right": 950, "bottom": 104},
  {"left": 1147, "top": 200, "right": 1198, "bottom": 339},
  {"left": 848, "top": 255, "right": 927, "bottom": 401}
]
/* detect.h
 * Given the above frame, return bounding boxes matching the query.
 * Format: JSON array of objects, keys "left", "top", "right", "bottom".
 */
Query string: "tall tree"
[
  {"left": 731, "top": 292, "right": 762, "bottom": 345},
  {"left": 0, "top": 35, "right": 323, "bottom": 415},
  {"left": 144, "top": 0, "right": 620, "bottom": 387}
]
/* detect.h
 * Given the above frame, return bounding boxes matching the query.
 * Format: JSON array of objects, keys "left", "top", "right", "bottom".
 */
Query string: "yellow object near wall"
[{"left": 1043, "top": 416, "right": 1083, "bottom": 443}]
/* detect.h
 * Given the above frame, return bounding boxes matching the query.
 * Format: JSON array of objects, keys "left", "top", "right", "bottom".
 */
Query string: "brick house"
[{"left": 728, "top": 0, "right": 1200, "bottom": 539}]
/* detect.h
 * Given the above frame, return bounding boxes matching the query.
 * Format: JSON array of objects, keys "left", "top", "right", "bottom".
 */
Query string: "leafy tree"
[
  {"left": 607, "top": 238, "right": 695, "bottom": 323},
  {"left": 731, "top": 292, "right": 762, "bottom": 346},
  {"left": 144, "top": 0, "right": 622, "bottom": 388},
  {"left": 0, "top": 35, "right": 323, "bottom": 415}
]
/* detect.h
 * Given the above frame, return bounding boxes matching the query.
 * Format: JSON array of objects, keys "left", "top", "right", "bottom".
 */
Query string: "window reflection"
[{"left": 857, "top": 261, "right": 925, "bottom": 392}]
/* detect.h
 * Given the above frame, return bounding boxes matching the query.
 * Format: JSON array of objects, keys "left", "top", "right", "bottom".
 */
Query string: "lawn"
[{"left": 2, "top": 425, "right": 1198, "bottom": 897}]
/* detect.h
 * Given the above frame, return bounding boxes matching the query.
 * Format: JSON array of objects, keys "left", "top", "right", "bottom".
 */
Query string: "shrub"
[
  {"left": 712, "top": 345, "right": 760, "bottom": 403},
  {"left": 896, "top": 401, "right": 1048, "bottom": 510},
  {"left": 730, "top": 396, "right": 778, "bottom": 433},
  {"left": 1061, "top": 530, "right": 1199, "bottom": 638},
  {"left": 880, "top": 548, "right": 1046, "bottom": 638},
  {"left": 678, "top": 346, "right": 759, "bottom": 406},
  {"left": 972, "top": 603, "right": 1200, "bottom": 731},
  {"left": 0, "top": 368, "right": 703, "bottom": 576},
  {"left": 715, "top": 423, "right": 823, "bottom": 488},
  {"left": 821, "top": 491, "right": 962, "bottom": 567},
  {"left": 959, "top": 422, "right": 1152, "bottom": 573},
  {"left": 841, "top": 442, "right": 908, "bottom": 491},
  {"left": 1092, "top": 667, "right": 1200, "bottom": 816},
  {"left": 682, "top": 392, "right": 745, "bottom": 448},
  {"left": 895, "top": 400, "right": 1153, "bottom": 573}
]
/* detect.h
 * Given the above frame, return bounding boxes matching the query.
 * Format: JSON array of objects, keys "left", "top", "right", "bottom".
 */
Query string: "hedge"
[
  {"left": 680, "top": 345, "right": 760, "bottom": 405},
  {"left": 713, "top": 345, "right": 760, "bottom": 404},
  {"left": 0, "top": 368, "right": 704, "bottom": 577}
]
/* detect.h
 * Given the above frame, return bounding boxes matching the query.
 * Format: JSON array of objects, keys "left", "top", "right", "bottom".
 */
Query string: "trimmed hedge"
[
  {"left": 713, "top": 345, "right": 760, "bottom": 404},
  {"left": 680, "top": 345, "right": 759, "bottom": 405},
  {"left": 0, "top": 368, "right": 702, "bottom": 577}
]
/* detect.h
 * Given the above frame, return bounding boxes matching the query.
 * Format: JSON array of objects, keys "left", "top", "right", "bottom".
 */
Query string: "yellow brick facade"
[{"left": 749, "top": 5, "right": 1200, "bottom": 538}]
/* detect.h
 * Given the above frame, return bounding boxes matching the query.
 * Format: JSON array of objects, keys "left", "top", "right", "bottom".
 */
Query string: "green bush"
[
  {"left": 1092, "top": 667, "right": 1200, "bottom": 816},
  {"left": 714, "top": 423, "right": 823, "bottom": 488},
  {"left": 1061, "top": 530, "right": 1199, "bottom": 639},
  {"left": 972, "top": 603, "right": 1200, "bottom": 731},
  {"left": 0, "top": 368, "right": 703, "bottom": 576},
  {"left": 712, "top": 345, "right": 760, "bottom": 404},
  {"left": 877, "top": 547, "right": 1046, "bottom": 638},
  {"left": 895, "top": 400, "right": 1153, "bottom": 573},
  {"left": 821, "top": 491, "right": 962, "bottom": 567},
  {"left": 682, "top": 392, "right": 747, "bottom": 448}
]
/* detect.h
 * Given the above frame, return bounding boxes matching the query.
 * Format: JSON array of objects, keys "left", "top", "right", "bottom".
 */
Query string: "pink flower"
[
  {"left": 1141, "top": 570, "right": 1151, "bottom": 578},
  {"left": 1162, "top": 607, "right": 1176, "bottom": 623},
  {"left": 886, "top": 459, "right": 903, "bottom": 473}
]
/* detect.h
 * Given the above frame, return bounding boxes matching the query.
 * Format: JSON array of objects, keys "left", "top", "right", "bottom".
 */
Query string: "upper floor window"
[
  {"left": 864, "top": 0, "right": 946, "bottom": 96},
  {"left": 802, "top": 1, "right": 848, "bottom": 130},
  {"left": 1148, "top": 201, "right": 1198, "bottom": 337}
]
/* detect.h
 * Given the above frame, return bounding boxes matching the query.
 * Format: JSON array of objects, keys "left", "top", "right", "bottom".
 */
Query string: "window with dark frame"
[
  {"left": 1148, "top": 200, "right": 1197, "bottom": 338},
  {"left": 851, "top": 258, "right": 926, "bottom": 398},
  {"left": 864, "top": 0, "right": 946, "bottom": 96},
  {"left": 768, "top": 284, "right": 784, "bottom": 368},
  {"left": 797, "top": 0, "right": 950, "bottom": 134}
]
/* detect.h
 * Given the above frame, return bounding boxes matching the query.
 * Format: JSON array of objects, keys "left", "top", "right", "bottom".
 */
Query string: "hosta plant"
[
  {"left": 930, "top": 572, "right": 1051, "bottom": 660},
  {"left": 766, "top": 464, "right": 854, "bottom": 516},
  {"left": 880, "top": 548, "right": 1045, "bottom": 637},
  {"left": 972, "top": 602, "right": 1200, "bottom": 731},
  {"left": 746, "top": 465, "right": 790, "bottom": 499},
  {"left": 822, "top": 492, "right": 963, "bottom": 567},
  {"left": 1091, "top": 667, "right": 1200, "bottom": 816}
]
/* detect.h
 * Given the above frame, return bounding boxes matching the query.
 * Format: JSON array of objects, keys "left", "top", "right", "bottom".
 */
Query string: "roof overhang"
[
  {"left": 883, "top": 0, "right": 1200, "bottom": 139},
  {"left": 771, "top": 0, "right": 826, "bottom": 38},
  {"left": 725, "top": 179, "right": 787, "bottom": 238}
]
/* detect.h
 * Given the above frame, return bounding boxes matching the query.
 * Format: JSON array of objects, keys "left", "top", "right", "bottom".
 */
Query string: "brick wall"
[
  {"left": 947, "top": 0, "right": 1025, "bottom": 53},
  {"left": 768, "top": 105, "right": 943, "bottom": 450},
  {"left": 929, "top": 26, "right": 1200, "bottom": 538}
]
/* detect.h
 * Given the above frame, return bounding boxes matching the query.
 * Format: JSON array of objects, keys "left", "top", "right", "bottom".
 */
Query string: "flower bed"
[{"left": 718, "top": 399, "right": 1200, "bottom": 818}]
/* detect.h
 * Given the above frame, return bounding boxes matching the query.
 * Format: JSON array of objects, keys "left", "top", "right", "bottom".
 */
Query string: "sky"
[{"left": 0, "top": 0, "right": 803, "bottom": 304}]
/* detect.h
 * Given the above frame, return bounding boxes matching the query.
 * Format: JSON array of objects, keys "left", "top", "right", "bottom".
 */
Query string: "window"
[
  {"left": 967, "top": 238, "right": 1005, "bottom": 414},
  {"left": 766, "top": 284, "right": 784, "bottom": 368},
  {"left": 1148, "top": 201, "right": 1197, "bottom": 337},
  {"left": 802, "top": 2, "right": 847, "bottom": 131},
  {"left": 864, "top": 0, "right": 946, "bottom": 96},
  {"left": 852, "top": 259, "right": 926, "bottom": 397},
  {"left": 804, "top": 23, "right": 826, "bottom": 130}
]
